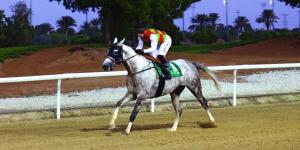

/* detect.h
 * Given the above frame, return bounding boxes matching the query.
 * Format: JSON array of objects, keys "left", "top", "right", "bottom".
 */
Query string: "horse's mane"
[{"left": 121, "top": 44, "right": 160, "bottom": 64}]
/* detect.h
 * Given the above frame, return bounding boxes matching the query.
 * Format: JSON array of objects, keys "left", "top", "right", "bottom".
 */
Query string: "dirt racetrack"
[
  {"left": 0, "top": 102, "right": 299, "bottom": 150},
  {"left": 0, "top": 37, "right": 299, "bottom": 97}
]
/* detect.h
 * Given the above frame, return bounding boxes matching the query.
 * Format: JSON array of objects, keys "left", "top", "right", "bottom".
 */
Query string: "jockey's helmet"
[{"left": 135, "top": 22, "right": 147, "bottom": 34}]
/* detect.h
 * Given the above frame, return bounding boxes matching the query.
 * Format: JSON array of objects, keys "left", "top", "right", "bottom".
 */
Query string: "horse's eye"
[{"left": 113, "top": 50, "right": 118, "bottom": 56}]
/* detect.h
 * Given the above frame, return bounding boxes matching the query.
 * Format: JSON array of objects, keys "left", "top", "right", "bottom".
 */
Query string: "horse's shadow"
[
  {"left": 80, "top": 122, "right": 216, "bottom": 134},
  {"left": 81, "top": 123, "right": 173, "bottom": 133}
]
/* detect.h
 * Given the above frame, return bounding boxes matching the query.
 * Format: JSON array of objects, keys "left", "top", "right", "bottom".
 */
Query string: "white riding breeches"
[
  {"left": 148, "top": 35, "right": 172, "bottom": 58},
  {"left": 158, "top": 35, "right": 172, "bottom": 56}
]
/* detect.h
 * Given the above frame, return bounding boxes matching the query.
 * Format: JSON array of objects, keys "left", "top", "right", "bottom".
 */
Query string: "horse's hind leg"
[
  {"left": 187, "top": 84, "right": 215, "bottom": 123},
  {"left": 169, "top": 86, "right": 185, "bottom": 132},
  {"left": 109, "top": 93, "right": 134, "bottom": 129}
]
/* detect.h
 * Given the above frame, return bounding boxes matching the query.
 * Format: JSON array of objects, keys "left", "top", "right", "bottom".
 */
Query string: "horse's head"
[{"left": 102, "top": 38, "right": 125, "bottom": 71}]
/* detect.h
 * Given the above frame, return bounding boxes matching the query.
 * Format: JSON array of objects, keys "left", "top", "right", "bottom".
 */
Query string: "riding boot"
[{"left": 157, "top": 55, "right": 171, "bottom": 80}]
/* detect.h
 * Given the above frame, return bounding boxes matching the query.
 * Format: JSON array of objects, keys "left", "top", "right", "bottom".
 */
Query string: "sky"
[
  {"left": 174, "top": 0, "right": 300, "bottom": 30},
  {"left": 0, "top": 0, "right": 98, "bottom": 30},
  {"left": 0, "top": 0, "right": 299, "bottom": 31}
]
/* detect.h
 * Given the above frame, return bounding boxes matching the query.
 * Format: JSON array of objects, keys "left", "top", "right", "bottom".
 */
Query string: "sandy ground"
[
  {"left": 0, "top": 37, "right": 299, "bottom": 98},
  {"left": 0, "top": 102, "right": 299, "bottom": 150}
]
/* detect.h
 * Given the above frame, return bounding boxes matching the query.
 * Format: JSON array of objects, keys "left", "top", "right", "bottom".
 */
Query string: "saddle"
[{"left": 142, "top": 54, "right": 183, "bottom": 78}]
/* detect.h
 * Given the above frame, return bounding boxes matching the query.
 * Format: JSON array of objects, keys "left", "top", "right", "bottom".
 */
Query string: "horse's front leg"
[
  {"left": 109, "top": 93, "right": 134, "bottom": 129},
  {"left": 168, "top": 93, "right": 181, "bottom": 132},
  {"left": 124, "top": 98, "right": 143, "bottom": 135}
]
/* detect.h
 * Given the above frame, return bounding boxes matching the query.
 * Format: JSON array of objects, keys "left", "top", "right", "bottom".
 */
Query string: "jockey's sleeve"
[
  {"left": 143, "top": 34, "right": 157, "bottom": 53},
  {"left": 136, "top": 36, "right": 143, "bottom": 50}
]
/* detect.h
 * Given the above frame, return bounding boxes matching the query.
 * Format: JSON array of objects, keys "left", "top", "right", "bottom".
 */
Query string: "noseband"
[
  {"left": 106, "top": 53, "right": 138, "bottom": 65},
  {"left": 106, "top": 48, "right": 154, "bottom": 76}
]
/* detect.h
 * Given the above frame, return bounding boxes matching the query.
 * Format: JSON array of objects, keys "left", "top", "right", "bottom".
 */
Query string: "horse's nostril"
[
  {"left": 103, "top": 66, "right": 108, "bottom": 71},
  {"left": 102, "top": 64, "right": 107, "bottom": 70},
  {"left": 102, "top": 64, "right": 112, "bottom": 71}
]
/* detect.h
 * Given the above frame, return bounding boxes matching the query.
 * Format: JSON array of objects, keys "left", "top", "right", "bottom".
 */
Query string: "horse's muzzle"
[
  {"left": 102, "top": 58, "right": 114, "bottom": 71},
  {"left": 102, "top": 64, "right": 111, "bottom": 71}
]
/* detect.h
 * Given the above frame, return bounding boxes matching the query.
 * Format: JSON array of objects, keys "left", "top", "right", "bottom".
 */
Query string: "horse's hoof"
[
  {"left": 167, "top": 128, "right": 177, "bottom": 132},
  {"left": 108, "top": 124, "right": 116, "bottom": 130},
  {"left": 122, "top": 131, "right": 129, "bottom": 136},
  {"left": 108, "top": 122, "right": 116, "bottom": 129}
]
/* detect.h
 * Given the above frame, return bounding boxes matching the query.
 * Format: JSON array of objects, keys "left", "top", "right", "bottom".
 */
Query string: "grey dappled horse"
[{"left": 102, "top": 38, "right": 221, "bottom": 135}]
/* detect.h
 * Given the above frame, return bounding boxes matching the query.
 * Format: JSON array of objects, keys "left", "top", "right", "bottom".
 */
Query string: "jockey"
[{"left": 135, "top": 23, "right": 172, "bottom": 80}]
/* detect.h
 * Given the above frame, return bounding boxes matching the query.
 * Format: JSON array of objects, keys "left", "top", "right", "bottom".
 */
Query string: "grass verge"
[
  {"left": 171, "top": 40, "right": 258, "bottom": 54},
  {"left": 0, "top": 40, "right": 259, "bottom": 62},
  {"left": 0, "top": 45, "right": 54, "bottom": 62}
]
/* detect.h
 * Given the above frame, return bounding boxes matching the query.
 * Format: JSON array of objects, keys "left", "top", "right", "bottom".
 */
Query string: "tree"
[
  {"left": 0, "top": 10, "right": 5, "bottom": 27},
  {"left": 35, "top": 23, "right": 53, "bottom": 44},
  {"left": 189, "top": 13, "right": 220, "bottom": 32},
  {"left": 256, "top": 9, "right": 279, "bottom": 31},
  {"left": 79, "top": 22, "right": 90, "bottom": 36},
  {"left": 35, "top": 23, "right": 53, "bottom": 35},
  {"left": 78, "top": 17, "right": 103, "bottom": 43},
  {"left": 208, "top": 13, "right": 220, "bottom": 29},
  {"left": 0, "top": 10, "right": 6, "bottom": 47},
  {"left": 191, "top": 28, "right": 217, "bottom": 44},
  {"left": 234, "top": 16, "right": 250, "bottom": 33},
  {"left": 278, "top": 0, "right": 300, "bottom": 7},
  {"left": 10, "top": 1, "right": 34, "bottom": 45},
  {"left": 88, "top": 17, "right": 103, "bottom": 43},
  {"left": 49, "top": 0, "right": 200, "bottom": 45},
  {"left": 188, "top": 14, "right": 209, "bottom": 32},
  {"left": 56, "top": 16, "right": 77, "bottom": 38}
]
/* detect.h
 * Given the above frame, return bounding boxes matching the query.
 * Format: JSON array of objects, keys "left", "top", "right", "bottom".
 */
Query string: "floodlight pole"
[
  {"left": 270, "top": 0, "right": 275, "bottom": 29},
  {"left": 192, "top": 3, "right": 195, "bottom": 18},
  {"left": 223, "top": 0, "right": 229, "bottom": 40},
  {"left": 236, "top": 10, "right": 240, "bottom": 17},
  {"left": 236, "top": 10, "right": 240, "bottom": 40},
  {"left": 298, "top": 10, "right": 300, "bottom": 32},
  {"left": 225, "top": 0, "right": 228, "bottom": 28},
  {"left": 30, "top": 0, "right": 32, "bottom": 24},
  {"left": 85, "top": 11, "right": 88, "bottom": 23},
  {"left": 182, "top": 11, "right": 185, "bottom": 36},
  {"left": 270, "top": 0, "right": 275, "bottom": 10}
]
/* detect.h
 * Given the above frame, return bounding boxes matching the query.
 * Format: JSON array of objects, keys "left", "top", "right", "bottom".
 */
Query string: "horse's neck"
[{"left": 122, "top": 45, "right": 152, "bottom": 74}]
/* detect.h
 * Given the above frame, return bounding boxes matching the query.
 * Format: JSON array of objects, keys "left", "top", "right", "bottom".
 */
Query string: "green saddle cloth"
[{"left": 153, "top": 62, "right": 183, "bottom": 78}]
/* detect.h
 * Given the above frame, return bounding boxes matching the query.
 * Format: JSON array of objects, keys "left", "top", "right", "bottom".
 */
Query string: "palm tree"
[
  {"left": 79, "top": 22, "right": 91, "bottom": 36},
  {"left": 188, "top": 14, "right": 209, "bottom": 32},
  {"left": 256, "top": 9, "right": 279, "bottom": 31},
  {"left": 56, "top": 16, "right": 77, "bottom": 37},
  {"left": 90, "top": 17, "right": 102, "bottom": 30},
  {"left": 208, "top": 13, "right": 220, "bottom": 29},
  {"left": 234, "top": 16, "right": 250, "bottom": 33},
  {"left": 278, "top": 0, "right": 300, "bottom": 7},
  {"left": 35, "top": 23, "right": 53, "bottom": 35}
]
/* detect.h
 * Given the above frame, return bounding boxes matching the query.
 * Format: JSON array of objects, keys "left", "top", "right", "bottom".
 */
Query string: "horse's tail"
[{"left": 192, "top": 62, "right": 221, "bottom": 92}]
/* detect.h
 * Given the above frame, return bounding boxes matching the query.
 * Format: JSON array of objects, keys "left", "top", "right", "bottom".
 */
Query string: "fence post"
[
  {"left": 233, "top": 70, "right": 237, "bottom": 106},
  {"left": 151, "top": 99, "right": 155, "bottom": 112},
  {"left": 56, "top": 79, "right": 61, "bottom": 119}
]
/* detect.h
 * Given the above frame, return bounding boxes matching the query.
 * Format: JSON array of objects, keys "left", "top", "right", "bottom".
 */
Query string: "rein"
[
  {"left": 123, "top": 54, "right": 155, "bottom": 76},
  {"left": 128, "top": 66, "right": 155, "bottom": 76},
  {"left": 124, "top": 54, "right": 138, "bottom": 61},
  {"left": 106, "top": 48, "right": 155, "bottom": 76}
]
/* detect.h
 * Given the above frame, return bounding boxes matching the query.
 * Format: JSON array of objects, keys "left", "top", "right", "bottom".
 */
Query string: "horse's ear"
[
  {"left": 117, "top": 38, "right": 125, "bottom": 46},
  {"left": 113, "top": 37, "right": 118, "bottom": 44}
]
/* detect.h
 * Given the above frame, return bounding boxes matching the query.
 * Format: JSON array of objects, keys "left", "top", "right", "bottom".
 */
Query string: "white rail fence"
[{"left": 0, "top": 63, "right": 299, "bottom": 119}]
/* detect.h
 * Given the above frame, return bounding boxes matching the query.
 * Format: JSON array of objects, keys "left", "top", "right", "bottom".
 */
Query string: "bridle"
[{"left": 106, "top": 46, "right": 154, "bottom": 76}]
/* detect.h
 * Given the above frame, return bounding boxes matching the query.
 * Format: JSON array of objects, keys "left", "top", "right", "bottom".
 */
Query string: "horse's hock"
[{"left": 0, "top": 93, "right": 299, "bottom": 122}]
